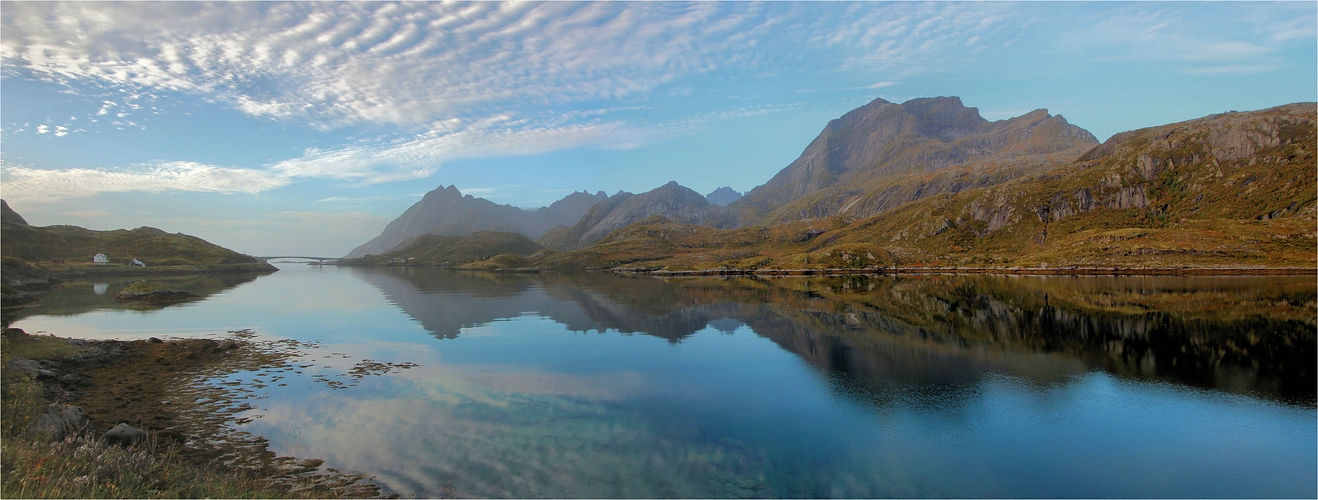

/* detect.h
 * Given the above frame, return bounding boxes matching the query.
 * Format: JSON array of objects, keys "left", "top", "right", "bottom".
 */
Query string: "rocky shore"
[{"left": 1, "top": 328, "right": 382, "bottom": 498}]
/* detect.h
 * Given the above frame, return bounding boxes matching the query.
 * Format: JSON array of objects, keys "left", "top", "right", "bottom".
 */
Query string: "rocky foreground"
[{"left": 1, "top": 328, "right": 383, "bottom": 498}]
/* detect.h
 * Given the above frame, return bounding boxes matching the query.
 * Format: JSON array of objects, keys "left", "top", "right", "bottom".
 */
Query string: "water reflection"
[
  {"left": 3, "top": 272, "right": 268, "bottom": 325},
  {"left": 360, "top": 268, "right": 1316, "bottom": 406}
]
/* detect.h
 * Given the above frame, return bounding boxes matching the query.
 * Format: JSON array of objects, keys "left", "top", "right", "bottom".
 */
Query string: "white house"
[
  {"left": 132, "top": 258, "right": 145, "bottom": 267},
  {"left": 93, "top": 253, "right": 109, "bottom": 264}
]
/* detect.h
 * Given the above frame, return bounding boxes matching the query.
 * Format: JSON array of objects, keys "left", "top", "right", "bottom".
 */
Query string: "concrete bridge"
[{"left": 256, "top": 256, "right": 341, "bottom": 265}]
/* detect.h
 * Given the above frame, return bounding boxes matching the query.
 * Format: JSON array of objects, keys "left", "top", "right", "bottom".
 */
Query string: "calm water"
[{"left": 9, "top": 264, "right": 1317, "bottom": 498}]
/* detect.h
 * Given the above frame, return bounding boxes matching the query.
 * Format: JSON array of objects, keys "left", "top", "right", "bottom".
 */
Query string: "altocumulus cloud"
[{"left": 0, "top": 161, "right": 290, "bottom": 204}]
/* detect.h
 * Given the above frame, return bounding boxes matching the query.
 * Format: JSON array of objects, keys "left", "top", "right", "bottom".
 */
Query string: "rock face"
[
  {"left": 346, "top": 187, "right": 610, "bottom": 258},
  {"left": 705, "top": 187, "right": 743, "bottom": 207},
  {"left": 729, "top": 96, "right": 1099, "bottom": 225},
  {"left": 540, "top": 182, "right": 738, "bottom": 250}
]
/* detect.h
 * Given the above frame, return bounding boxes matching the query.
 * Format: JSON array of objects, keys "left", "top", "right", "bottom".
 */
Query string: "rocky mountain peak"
[
  {"left": 706, "top": 187, "right": 743, "bottom": 207},
  {"left": 901, "top": 96, "right": 989, "bottom": 142}
]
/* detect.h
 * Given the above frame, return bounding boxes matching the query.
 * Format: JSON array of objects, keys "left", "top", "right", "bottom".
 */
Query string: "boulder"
[
  {"left": 103, "top": 423, "right": 148, "bottom": 446},
  {"left": 7, "top": 357, "right": 40, "bottom": 377},
  {"left": 30, "top": 403, "right": 90, "bottom": 442}
]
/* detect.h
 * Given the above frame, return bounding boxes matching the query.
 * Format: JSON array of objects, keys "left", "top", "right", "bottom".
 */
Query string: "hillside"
[
  {"left": 0, "top": 201, "right": 275, "bottom": 274},
  {"left": 346, "top": 186, "right": 608, "bottom": 258},
  {"left": 338, "top": 231, "right": 543, "bottom": 266},
  {"left": 729, "top": 96, "right": 1098, "bottom": 226},
  {"left": 539, "top": 181, "right": 737, "bottom": 250},
  {"left": 517, "top": 103, "right": 1314, "bottom": 273}
]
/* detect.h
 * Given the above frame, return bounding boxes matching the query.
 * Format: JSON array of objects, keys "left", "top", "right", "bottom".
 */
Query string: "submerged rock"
[{"left": 115, "top": 281, "right": 197, "bottom": 308}]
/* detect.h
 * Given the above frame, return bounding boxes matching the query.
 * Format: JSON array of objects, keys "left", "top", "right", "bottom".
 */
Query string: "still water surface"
[{"left": 9, "top": 264, "right": 1317, "bottom": 498}]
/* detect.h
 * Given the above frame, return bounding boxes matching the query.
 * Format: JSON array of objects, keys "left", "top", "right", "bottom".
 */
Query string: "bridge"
[{"left": 256, "top": 256, "right": 342, "bottom": 265}]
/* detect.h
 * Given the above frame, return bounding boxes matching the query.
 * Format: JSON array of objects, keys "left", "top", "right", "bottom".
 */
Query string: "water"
[{"left": 9, "top": 264, "right": 1316, "bottom": 498}]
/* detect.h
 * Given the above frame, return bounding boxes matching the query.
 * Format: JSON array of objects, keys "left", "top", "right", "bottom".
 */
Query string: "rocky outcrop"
[
  {"left": 346, "top": 187, "right": 610, "bottom": 258},
  {"left": 540, "top": 182, "right": 737, "bottom": 250},
  {"left": 115, "top": 282, "right": 197, "bottom": 308}
]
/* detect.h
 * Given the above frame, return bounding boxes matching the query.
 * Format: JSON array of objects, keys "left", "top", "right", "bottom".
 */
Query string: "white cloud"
[
  {"left": 1068, "top": 4, "right": 1307, "bottom": 72},
  {"left": 1, "top": 161, "right": 290, "bottom": 204},
  {"left": 1, "top": 3, "right": 791, "bottom": 129},
  {"left": 0, "top": 2, "right": 1022, "bottom": 132}
]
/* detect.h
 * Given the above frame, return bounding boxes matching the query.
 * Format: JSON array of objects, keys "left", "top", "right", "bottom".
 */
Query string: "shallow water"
[{"left": 10, "top": 265, "right": 1316, "bottom": 498}]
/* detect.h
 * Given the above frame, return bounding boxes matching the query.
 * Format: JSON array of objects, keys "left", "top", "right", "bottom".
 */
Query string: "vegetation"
[
  {"left": 0, "top": 205, "right": 275, "bottom": 276},
  {"left": 339, "top": 231, "right": 543, "bottom": 266},
  {"left": 1, "top": 329, "right": 380, "bottom": 498}
]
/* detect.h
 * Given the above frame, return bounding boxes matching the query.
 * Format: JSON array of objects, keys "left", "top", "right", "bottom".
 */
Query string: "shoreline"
[
  {"left": 38, "top": 262, "right": 279, "bottom": 278},
  {"left": 612, "top": 266, "right": 1318, "bottom": 277},
  {"left": 1, "top": 328, "right": 381, "bottom": 498},
  {"left": 335, "top": 262, "right": 1316, "bottom": 277}
]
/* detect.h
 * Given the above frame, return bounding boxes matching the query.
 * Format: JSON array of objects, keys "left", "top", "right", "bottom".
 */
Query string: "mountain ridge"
[
  {"left": 729, "top": 96, "right": 1099, "bottom": 226},
  {"left": 346, "top": 187, "right": 609, "bottom": 258},
  {"left": 513, "top": 102, "right": 1315, "bottom": 273}
]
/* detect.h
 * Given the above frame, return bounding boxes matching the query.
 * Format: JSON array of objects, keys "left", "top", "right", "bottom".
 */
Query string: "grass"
[
  {"left": 0, "top": 330, "right": 380, "bottom": 499},
  {"left": 1, "top": 435, "right": 293, "bottom": 499},
  {"left": 116, "top": 281, "right": 173, "bottom": 295},
  {"left": 0, "top": 214, "right": 268, "bottom": 269}
]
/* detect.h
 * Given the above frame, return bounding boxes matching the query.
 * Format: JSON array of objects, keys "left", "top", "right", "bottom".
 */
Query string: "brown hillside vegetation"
[
  {"left": 518, "top": 103, "right": 1315, "bottom": 273},
  {"left": 0, "top": 203, "right": 270, "bottom": 271},
  {"left": 338, "top": 231, "right": 543, "bottom": 266}
]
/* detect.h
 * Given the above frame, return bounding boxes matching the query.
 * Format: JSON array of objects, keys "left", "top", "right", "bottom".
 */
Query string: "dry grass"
[{"left": 0, "top": 330, "right": 383, "bottom": 499}]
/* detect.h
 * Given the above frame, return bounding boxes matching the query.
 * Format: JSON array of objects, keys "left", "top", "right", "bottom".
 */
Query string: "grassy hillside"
[
  {"left": 829, "top": 102, "right": 1315, "bottom": 269},
  {"left": 338, "top": 231, "right": 543, "bottom": 266},
  {"left": 497, "top": 103, "right": 1315, "bottom": 273},
  {"left": 1, "top": 204, "right": 271, "bottom": 273}
]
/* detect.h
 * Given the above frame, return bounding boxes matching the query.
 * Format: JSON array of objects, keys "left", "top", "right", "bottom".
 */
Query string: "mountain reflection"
[{"left": 358, "top": 268, "right": 1316, "bottom": 405}]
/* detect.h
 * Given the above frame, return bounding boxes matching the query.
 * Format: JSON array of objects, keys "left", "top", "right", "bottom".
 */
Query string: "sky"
[{"left": 2, "top": 2, "right": 1314, "bottom": 257}]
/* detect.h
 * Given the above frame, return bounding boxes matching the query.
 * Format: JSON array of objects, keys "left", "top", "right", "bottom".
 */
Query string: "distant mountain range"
[
  {"left": 541, "top": 181, "right": 737, "bottom": 250},
  {"left": 345, "top": 187, "right": 608, "bottom": 257},
  {"left": 345, "top": 97, "right": 1314, "bottom": 272}
]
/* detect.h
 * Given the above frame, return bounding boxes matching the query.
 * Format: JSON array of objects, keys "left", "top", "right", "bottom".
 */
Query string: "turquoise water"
[{"left": 10, "top": 265, "right": 1316, "bottom": 498}]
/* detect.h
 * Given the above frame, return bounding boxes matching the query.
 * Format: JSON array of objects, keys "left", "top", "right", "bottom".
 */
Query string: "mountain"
[
  {"left": 522, "top": 103, "right": 1315, "bottom": 272},
  {"left": 705, "top": 187, "right": 743, "bottom": 206},
  {"left": 0, "top": 200, "right": 273, "bottom": 270},
  {"left": 2, "top": 200, "right": 28, "bottom": 226},
  {"left": 729, "top": 96, "right": 1099, "bottom": 226},
  {"left": 346, "top": 186, "right": 608, "bottom": 258},
  {"left": 338, "top": 231, "right": 543, "bottom": 266},
  {"left": 539, "top": 181, "right": 738, "bottom": 250}
]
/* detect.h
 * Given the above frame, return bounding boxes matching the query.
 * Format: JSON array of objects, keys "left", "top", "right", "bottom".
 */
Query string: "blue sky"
[{"left": 2, "top": 2, "right": 1314, "bottom": 256}]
